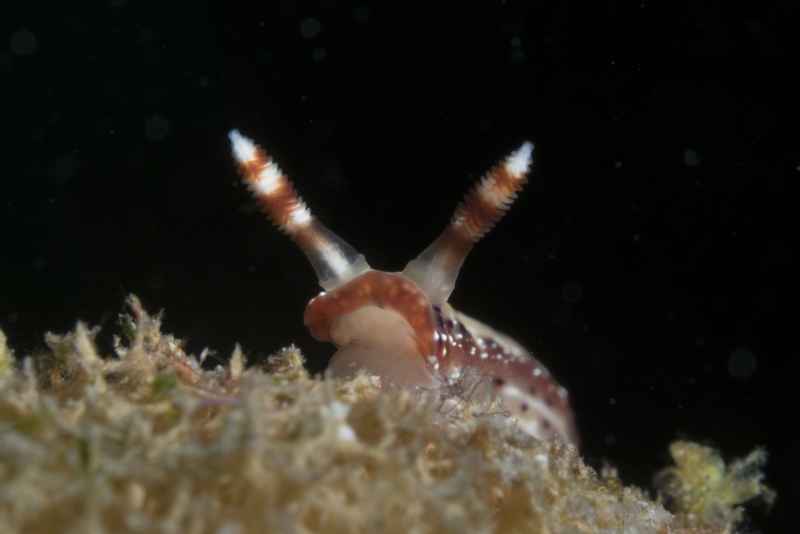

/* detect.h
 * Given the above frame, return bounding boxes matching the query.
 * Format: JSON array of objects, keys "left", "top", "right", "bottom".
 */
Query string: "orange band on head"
[{"left": 304, "top": 271, "right": 436, "bottom": 359}]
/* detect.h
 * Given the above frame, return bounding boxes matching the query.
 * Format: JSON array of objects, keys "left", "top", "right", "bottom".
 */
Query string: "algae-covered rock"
[
  {"left": 0, "top": 296, "right": 771, "bottom": 533},
  {"left": 0, "top": 328, "right": 11, "bottom": 379}
]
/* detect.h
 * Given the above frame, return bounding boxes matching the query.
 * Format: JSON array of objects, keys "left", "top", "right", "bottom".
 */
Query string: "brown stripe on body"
[{"left": 432, "top": 308, "right": 577, "bottom": 443}]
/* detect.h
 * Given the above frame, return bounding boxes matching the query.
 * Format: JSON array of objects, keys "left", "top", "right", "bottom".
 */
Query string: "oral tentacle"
[{"left": 304, "top": 271, "right": 437, "bottom": 361}]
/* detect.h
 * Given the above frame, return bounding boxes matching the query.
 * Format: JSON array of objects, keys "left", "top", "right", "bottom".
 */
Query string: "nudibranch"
[{"left": 228, "top": 130, "right": 577, "bottom": 444}]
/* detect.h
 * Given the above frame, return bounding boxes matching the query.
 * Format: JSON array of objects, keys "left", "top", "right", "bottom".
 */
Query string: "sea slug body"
[{"left": 229, "top": 129, "right": 577, "bottom": 444}]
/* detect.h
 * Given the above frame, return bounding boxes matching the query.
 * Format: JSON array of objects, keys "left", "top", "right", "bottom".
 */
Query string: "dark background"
[{"left": 2, "top": 2, "right": 796, "bottom": 531}]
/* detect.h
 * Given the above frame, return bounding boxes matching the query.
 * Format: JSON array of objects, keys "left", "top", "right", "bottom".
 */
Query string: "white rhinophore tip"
[
  {"left": 227, "top": 128, "right": 371, "bottom": 291},
  {"left": 229, "top": 129, "right": 257, "bottom": 164},
  {"left": 504, "top": 141, "right": 534, "bottom": 178}
]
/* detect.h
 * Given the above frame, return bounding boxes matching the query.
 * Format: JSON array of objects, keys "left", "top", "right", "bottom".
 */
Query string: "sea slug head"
[
  {"left": 229, "top": 130, "right": 577, "bottom": 443},
  {"left": 303, "top": 270, "right": 438, "bottom": 388}
]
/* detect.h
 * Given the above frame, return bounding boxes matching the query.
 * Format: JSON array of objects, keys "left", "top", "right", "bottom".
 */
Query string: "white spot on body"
[
  {"left": 427, "top": 355, "right": 439, "bottom": 370},
  {"left": 447, "top": 366, "right": 463, "bottom": 383}
]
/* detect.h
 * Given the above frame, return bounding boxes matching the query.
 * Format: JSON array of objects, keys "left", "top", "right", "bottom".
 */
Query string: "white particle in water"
[
  {"left": 683, "top": 148, "right": 701, "bottom": 167},
  {"left": 300, "top": 18, "right": 322, "bottom": 39},
  {"left": 10, "top": 28, "right": 38, "bottom": 56}
]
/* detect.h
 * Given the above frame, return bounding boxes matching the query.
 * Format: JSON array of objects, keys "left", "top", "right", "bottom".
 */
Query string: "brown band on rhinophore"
[
  {"left": 401, "top": 142, "right": 532, "bottom": 305},
  {"left": 252, "top": 177, "right": 302, "bottom": 231},
  {"left": 451, "top": 164, "right": 527, "bottom": 243},
  {"left": 304, "top": 271, "right": 436, "bottom": 360},
  {"left": 236, "top": 149, "right": 310, "bottom": 236},
  {"left": 229, "top": 130, "right": 369, "bottom": 289}
]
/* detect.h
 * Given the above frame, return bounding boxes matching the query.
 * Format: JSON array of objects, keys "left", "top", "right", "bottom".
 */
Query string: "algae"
[
  {"left": 655, "top": 441, "right": 775, "bottom": 530},
  {"left": 0, "top": 329, "right": 11, "bottom": 379},
  {"left": 0, "top": 296, "right": 771, "bottom": 533}
]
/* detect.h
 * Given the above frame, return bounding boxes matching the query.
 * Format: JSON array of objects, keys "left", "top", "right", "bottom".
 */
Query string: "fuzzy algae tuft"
[
  {"left": 654, "top": 441, "right": 775, "bottom": 530},
  {"left": 0, "top": 296, "right": 772, "bottom": 533}
]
